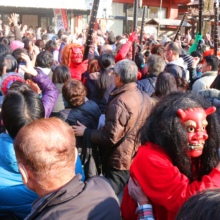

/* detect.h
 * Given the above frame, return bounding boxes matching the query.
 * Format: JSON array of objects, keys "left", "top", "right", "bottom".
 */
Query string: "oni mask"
[
  {"left": 71, "top": 47, "right": 83, "bottom": 64},
  {"left": 177, "top": 107, "right": 216, "bottom": 157}
]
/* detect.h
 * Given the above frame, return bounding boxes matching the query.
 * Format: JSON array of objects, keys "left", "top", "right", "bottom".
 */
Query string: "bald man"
[
  {"left": 100, "top": 45, "right": 113, "bottom": 54},
  {"left": 14, "top": 118, "right": 120, "bottom": 220}
]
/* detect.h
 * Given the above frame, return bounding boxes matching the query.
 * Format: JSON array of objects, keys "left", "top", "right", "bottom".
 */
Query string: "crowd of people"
[{"left": 1, "top": 12, "right": 220, "bottom": 220}]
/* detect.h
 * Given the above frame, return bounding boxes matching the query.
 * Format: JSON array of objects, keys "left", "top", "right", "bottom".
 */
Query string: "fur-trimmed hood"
[{"left": 199, "top": 89, "right": 220, "bottom": 115}]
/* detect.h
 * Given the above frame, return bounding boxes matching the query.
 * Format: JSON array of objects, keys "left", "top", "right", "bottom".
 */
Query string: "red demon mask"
[
  {"left": 177, "top": 107, "right": 216, "bottom": 157},
  {"left": 71, "top": 47, "right": 83, "bottom": 64}
]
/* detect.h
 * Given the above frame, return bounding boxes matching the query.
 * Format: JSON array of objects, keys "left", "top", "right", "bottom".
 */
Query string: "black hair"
[
  {"left": 2, "top": 82, "right": 45, "bottom": 139},
  {"left": 52, "top": 65, "right": 71, "bottom": 84},
  {"left": 108, "top": 34, "right": 116, "bottom": 45},
  {"left": 144, "top": 50, "right": 150, "bottom": 58},
  {"left": 155, "top": 72, "right": 178, "bottom": 97},
  {"left": 45, "top": 40, "right": 56, "bottom": 51},
  {"left": 36, "top": 51, "right": 53, "bottom": 68},
  {"left": 57, "top": 29, "right": 64, "bottom": 39},
  {"left": 204, "top": 55, "right": 219, "bottom": 71},
  {"left": 116, "top": 35, "right": 122, "bottom": 41},
  {"left": 135, "top": 53, "right": 144, "bottom": 72},
  {"left": 78, "top": 34, "right": 83, "bottom": 38},
  {"left": 12, "top": 48, "right": 28, "bottom": 63},
  {"left": 97, "top": 54, "right": 113, "bottom": 99},
  {"left": 0, "top": 54, "right": 17, "bottom": 76},
  {"left": 176, "top": 189, "right": 220, "bottom": 220},
  {"left": 24, "top": 72, "right": 32, "bottom": 81},
  {"left": 137, "top": 92, "right": 220, "bottom": 182},
  {"left": 0, "top": 43, "right": 12, "bottom": 56},
  {"left": 22, "top": 37, "right": 32, "bottom": 51},
  {"left": 191, "top": 51, "right": 203, "bottom": 63}
]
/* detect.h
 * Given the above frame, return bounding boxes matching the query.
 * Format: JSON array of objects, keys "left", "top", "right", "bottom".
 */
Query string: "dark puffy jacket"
[
  {"left": 85, "top": 72, "right": 115, "bottom": 113},
  {"left": 164, "top": 64, "right": 185, "bottom": 78},
  {"left": 199, "top": 89, "right": 220, "bottom": 116},
  {"left": 136, "top": 76, "right": 156, "bottom": 97},
  {"left": 57, "top": 100, "right": 101, "bottom": 153},
  {"left": 32, "top": 68, "right": 59, "bottom": 118}
]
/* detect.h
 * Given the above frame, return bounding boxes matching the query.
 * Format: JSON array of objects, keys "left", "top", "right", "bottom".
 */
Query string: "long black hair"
[
  {"left": 97, "top": 54, "right": 114, "bottom": 99},
  {"left": 155, "top": 72, "right": 178, "bottom": 98},
  {"left": 137, "top": 92, "right": 220, "bottom": 182}
]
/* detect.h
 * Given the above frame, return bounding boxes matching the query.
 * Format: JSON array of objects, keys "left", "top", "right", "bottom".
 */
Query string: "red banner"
[{"left": 61, "top": 9, "right": 68, "bottom": 30}]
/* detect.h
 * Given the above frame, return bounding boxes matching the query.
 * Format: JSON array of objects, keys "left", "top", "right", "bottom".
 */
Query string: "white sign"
[
  {"left": 97, "top": 0, "right": 112, "bottom": 19},
  {"left": 87, "top": 0, "right": 112, "bottom": 18},
  {"left": 144, "top": 26, "right": 157, "bottom": 36},
  {"left": 0, "top": 0, "right": 88, "bottom": 9},
  {"left": 53, "top": 9, "right": 68, "bottom": 33}
]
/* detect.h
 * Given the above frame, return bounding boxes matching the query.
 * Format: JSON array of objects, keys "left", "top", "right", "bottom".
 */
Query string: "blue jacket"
[
  {"left": 0, "top": 132, "right": 85, "bottom": 219},
  {"left": 136, "top": 76, "right": 156, "bottom": 97}
]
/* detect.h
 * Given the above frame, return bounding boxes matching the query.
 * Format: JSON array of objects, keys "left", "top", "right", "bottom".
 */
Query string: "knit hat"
[
  {"left": 10, "top": 40, "right": 24, "bottom": 51},
  {"left": 0, "top": 72, "right": 24, "bottom": 95}
]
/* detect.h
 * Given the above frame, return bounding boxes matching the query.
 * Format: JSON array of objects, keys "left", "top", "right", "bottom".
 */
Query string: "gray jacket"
[{"left": 25, "top": 175, "right": 120, "bottom": 220}]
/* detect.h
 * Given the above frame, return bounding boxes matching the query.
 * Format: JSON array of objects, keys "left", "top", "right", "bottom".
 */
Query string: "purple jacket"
[{"left": 32, "top": 68, "right": 59, "bottom": 118}]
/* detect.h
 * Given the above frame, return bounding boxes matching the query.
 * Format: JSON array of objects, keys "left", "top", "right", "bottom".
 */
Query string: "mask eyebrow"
[
  {"left": 183, "top": 120, "right": 197, "bottom": 128},
  {"left": 202, "top": 120, "right": 208, "bottom": 127}
]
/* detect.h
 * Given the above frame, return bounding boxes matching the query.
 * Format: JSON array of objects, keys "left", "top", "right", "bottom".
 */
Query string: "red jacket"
[
  {"left": 115, "top": 41, "right": 131, "bottom": 64},
  {"left": 121, "top": 142, "right": 220, "bottom": 220},
  {"left": 115, "top": 41, "right": 142, "bottom": 80}
]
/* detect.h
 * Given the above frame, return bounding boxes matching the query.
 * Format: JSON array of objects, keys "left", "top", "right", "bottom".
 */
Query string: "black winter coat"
[
  {"left": 85, "top": 72, "right": 115, "bottom": 114},
  {"left": 57, "top": 100, "right": 101, "bottom": 154},
  {"left": 136, "top": 76, "right": 156, "bottom": 97}
]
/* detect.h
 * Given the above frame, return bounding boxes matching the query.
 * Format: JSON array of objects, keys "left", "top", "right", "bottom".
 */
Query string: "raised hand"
[
  {"left": 128, "top": 31, "right": 138, "bottom": 43},
  {"left": 9, "top": 13, "right": 18, "bottom": 26},
  {"left": 19, "top": 53, "right": 38, "bottom": 76}
]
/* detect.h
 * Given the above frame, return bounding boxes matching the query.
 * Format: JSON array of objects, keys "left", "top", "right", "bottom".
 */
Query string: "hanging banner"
[
  {"left": 61, "top": 9, "right": 68, "bottom": 30},
  {"left": 53, "top": 9, "right": 68, "bottom": 32}
]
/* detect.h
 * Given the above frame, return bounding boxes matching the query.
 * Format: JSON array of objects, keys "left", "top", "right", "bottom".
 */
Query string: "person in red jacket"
[
  {"left": 115, "top": 31, "right": 142, "bottom": 80},
  {"left": 61, "top": 43, "right": 88, "bottom": 81},
  {"left": 121, "top": 92, "right": 220, "bottom": 220}
]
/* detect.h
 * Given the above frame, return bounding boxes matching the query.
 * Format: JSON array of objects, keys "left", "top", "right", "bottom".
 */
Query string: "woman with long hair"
[{"left": 85, "top": 53, "right": 115, "bottom": 113}]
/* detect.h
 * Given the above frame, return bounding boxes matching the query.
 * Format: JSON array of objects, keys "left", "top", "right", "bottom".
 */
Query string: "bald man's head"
[
  {"left": 14, "top": 118, "right": 76, "bottom": 185},
  {"left": 101, "top": 45, "right": 113, "bottom": 54}
]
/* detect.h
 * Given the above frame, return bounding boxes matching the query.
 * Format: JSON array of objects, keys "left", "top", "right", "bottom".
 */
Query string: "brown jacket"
[{"left": 90, "top": 82, "right": 152, "bottom": 170}]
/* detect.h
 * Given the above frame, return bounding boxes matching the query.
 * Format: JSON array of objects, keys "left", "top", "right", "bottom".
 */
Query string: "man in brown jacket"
[{"left": 73, "top": 59, "right": 152, "bottom": 195}]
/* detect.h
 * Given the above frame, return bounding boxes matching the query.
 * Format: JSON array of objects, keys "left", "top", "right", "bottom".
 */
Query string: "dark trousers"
[{"left": 104, "top": 166, "right": 130, "bottom": 195}]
